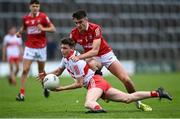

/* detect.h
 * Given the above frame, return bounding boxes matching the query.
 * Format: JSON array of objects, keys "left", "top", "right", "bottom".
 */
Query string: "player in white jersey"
[
  {"left": 38, "top": 37, "right": 172, "bottom": 113},
  {"left": 2, "top": 26, "right": 23, "bottom": 85}
]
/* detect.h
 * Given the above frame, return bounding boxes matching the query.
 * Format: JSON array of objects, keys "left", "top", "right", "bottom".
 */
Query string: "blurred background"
[{"left": 0, "top": 0, "right": 180, "bottom": 75}]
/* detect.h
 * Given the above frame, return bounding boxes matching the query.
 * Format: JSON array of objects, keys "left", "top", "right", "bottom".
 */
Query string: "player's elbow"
[
  {"left": 77, "top": 82, "right": 83, "bottom": 88},
  {"left": 51, "top": 27, "right": 56, "bottom": 32}
]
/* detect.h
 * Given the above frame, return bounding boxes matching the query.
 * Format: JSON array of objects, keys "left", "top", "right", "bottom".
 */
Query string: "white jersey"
[
  {"left": 59, "top": 50, "right": 94, "bottom": 87},
  {"left": 3, "top": 34, "right": 22, "bottom": 58}
]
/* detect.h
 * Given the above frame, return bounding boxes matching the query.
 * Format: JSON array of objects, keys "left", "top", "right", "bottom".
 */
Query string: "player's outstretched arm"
[{"left": 51, "top": 77, "right": 84, "bottom": 92}]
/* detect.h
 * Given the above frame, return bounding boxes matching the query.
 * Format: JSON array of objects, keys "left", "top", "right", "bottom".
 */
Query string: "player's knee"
[
  {"left": 88, "top": 61, "right": 97, "bottom": 71},
  {"left": 124, "top": 99, "right": 132, "bottom": 104},
  {"left": 123, "top": 95, "right": 133, "bottom": 104},
  {"left": 87, "top": 60, "right": 102, "bottom": 71}
]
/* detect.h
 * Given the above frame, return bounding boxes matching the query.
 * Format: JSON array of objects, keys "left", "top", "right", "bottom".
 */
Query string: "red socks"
[
  {"left": 20, "top": 88, "right": 25, "bottom": 95},
  {"left": 94, "top": 105, "right": 102, "bottom": 110},
  {"left": 151, "top": 91, "right": 159, "bottom": 97}
]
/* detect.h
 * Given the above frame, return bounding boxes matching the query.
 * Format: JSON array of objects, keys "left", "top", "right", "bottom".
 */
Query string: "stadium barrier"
[{"left": 0, "top": 60, "right": 135, "bottom": 77}]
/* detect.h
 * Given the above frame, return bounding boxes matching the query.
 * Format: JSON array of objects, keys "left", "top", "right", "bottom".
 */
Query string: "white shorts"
[
  {"left": 23, "top": 47, "right": 47, "bottom": 61},
  {"left": 95, "top": 51, "right": 118, "bottom": 68}
]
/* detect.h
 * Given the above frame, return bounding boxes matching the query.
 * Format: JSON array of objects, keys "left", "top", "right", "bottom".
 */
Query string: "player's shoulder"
[
  {"left": 89, "top": 22, "right": 100, "bottom": 30},
  {"left": 61, "top": 57, "right": 66, "bottom": 61},
  {"left": 23, "top": 13, "right": 32, "bottom": 20},
  {"left": 38, "top": 12, "right": 49, "bottom": 18},
  {"left": 39, "top": 12, "right": 47, "bottom": 16}
]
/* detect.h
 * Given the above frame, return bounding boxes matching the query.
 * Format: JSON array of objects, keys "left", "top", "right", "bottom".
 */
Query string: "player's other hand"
[
  {"left": 37, "top": 24, "right": 44, "bottom": 31},
  {"left": 37, "top": 71, "right": 46, "bottom": 82}
]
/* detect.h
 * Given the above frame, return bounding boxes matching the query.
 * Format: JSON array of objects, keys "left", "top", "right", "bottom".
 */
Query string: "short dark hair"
[
  {"left": 29, "top": 0, "right": 40, "bottom": 4},
  {"left": 61, "top": 37, "right": 76, "bottom": 48},
  {"left": 72, "top": 9, "right": 87, "bottom": 20}
]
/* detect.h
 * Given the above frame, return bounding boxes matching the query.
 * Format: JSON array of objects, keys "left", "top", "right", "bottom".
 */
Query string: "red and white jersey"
[
  {"left": 23, "top": 12, "right": 51, "bottom": 48},
  {"left": 59, "top": 50, "right": 94, "bottom": 87},
  {"left": 70, "top": 22, "right": 112, "bottom": 56},
  {"left": 3, "top": 34, "right": 22, "bottom": 58}
]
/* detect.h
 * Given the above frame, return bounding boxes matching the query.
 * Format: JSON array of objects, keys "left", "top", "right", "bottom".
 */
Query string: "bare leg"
[
  {"left": 108, "top": 61, "right": 135, "bottom": 93},
  {"left": 86, "top": 58, "right": 103, "bottom": 71},
  {"left": 9, "top": 63, "right": 16, "bottom": 85},
  {"left": 20, "top": 59, "right": 33, "bottom": 91},
  {"left": 105, "top": 88, "right": 153, "bottom": 103},
  {"left": 16, "top": 59, "right": 32, "bottom": 101},
  {"left": 108, "top": 61, "right": 153, "bottom": 111},
  {"left": 37, "top": 61, "right": 45, "bottom": 73},
  {"left": 14, "top": 62, "right": 20, "bottom": 76},
  {"left": 85, "top": 88, "right": 103, "bottom": 110},
  {"left": 38, "top": 61, "right": 50, "bottom": 98},
  {"left": 37, "top": 61, "right": 45, "bottom": 87}
]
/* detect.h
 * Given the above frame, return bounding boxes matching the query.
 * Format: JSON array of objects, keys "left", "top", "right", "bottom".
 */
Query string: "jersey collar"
[
  {"left": 28, "top": 12, "right": 40, "bottom": 17},
  {"left": 66, "top": 50, "right": 75, "bottom": 60},
  {"left": 86, "top": 22, "right": 89, "bottom": 31}
]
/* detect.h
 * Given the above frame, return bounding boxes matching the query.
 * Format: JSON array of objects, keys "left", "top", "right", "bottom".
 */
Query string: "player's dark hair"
[
  {"left": 72, "top": 9, "right": 87, "bottom": 20},
  {"left": 29, "top": 0, "right": 40, "bottom": 4},
  {"left": 61, "top": 37, "right": 76, "bottom": 48}
]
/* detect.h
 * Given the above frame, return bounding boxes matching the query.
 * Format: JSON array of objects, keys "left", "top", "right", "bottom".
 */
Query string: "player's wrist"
[{"left": 18, "top": 30, "right": 23, "bottom": 34}]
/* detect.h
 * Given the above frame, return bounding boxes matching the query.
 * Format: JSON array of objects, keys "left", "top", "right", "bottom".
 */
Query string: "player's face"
[
  {"left": 29, "top": 4, "right": 40, "bottom": 15},
  {"left": 73, "top": 18, "right": 87, "bottom": 32},
  {"left": 60, "top": 44, "right": 72, "bottom": 58}
]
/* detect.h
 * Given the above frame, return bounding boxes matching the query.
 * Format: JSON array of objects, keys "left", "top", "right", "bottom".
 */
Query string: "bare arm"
[
  {"left": 52, "top": 76, "right": 84, "bottom": 92},
  {"left": 73, "top": 38, "right": 101, "bottom": 61},
  {"left": 38, "top": 67, "right": 65, "bottom": 81},
  {"left": 47, "top": 67, "right": 65, "bottom": 76},
  {"left": 16, "top": 25, "right": 25, "bottom": 37}
]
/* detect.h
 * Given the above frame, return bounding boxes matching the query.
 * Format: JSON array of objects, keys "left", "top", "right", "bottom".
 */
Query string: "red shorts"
[
  {"left": 8, "top": 56, "right": 20, "bottom": 63},
  {"left": 87, "top": 75, "right": 111, "bottom": 93}
]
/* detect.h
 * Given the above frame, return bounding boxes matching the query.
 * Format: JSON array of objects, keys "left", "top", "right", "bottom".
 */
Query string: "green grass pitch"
[{"left": 0, "top": 72, "right": 180, "bottom": 118}]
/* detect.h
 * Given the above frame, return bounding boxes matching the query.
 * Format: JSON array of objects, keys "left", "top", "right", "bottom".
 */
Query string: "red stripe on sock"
[
  {"left": 151, "top": 91, "right": 158, "bottom": 97},
  {"left": 20, "top": 88, "right": 25, "bottom": 95},
  {"left": 94, "top": 105, "right": 101, "bottom": 110}
]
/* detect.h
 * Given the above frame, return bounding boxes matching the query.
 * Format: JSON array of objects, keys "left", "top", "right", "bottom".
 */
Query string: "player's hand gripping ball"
[{"left": 43, "top": 74, "right": 59, "bottom": 89}]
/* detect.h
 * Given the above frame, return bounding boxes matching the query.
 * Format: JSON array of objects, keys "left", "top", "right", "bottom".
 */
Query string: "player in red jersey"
[
  {"left": 15, "top": 0, "right": 56, "bottom": 101},
  {"left": 70, "top": 10, "right": 152, "bottom": 111},
  {"left": 38, "top": 38, "right": 172, "bottom": 113},
  {"left": 2, "top": 26, "right": 23, "bottom": 85}
]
